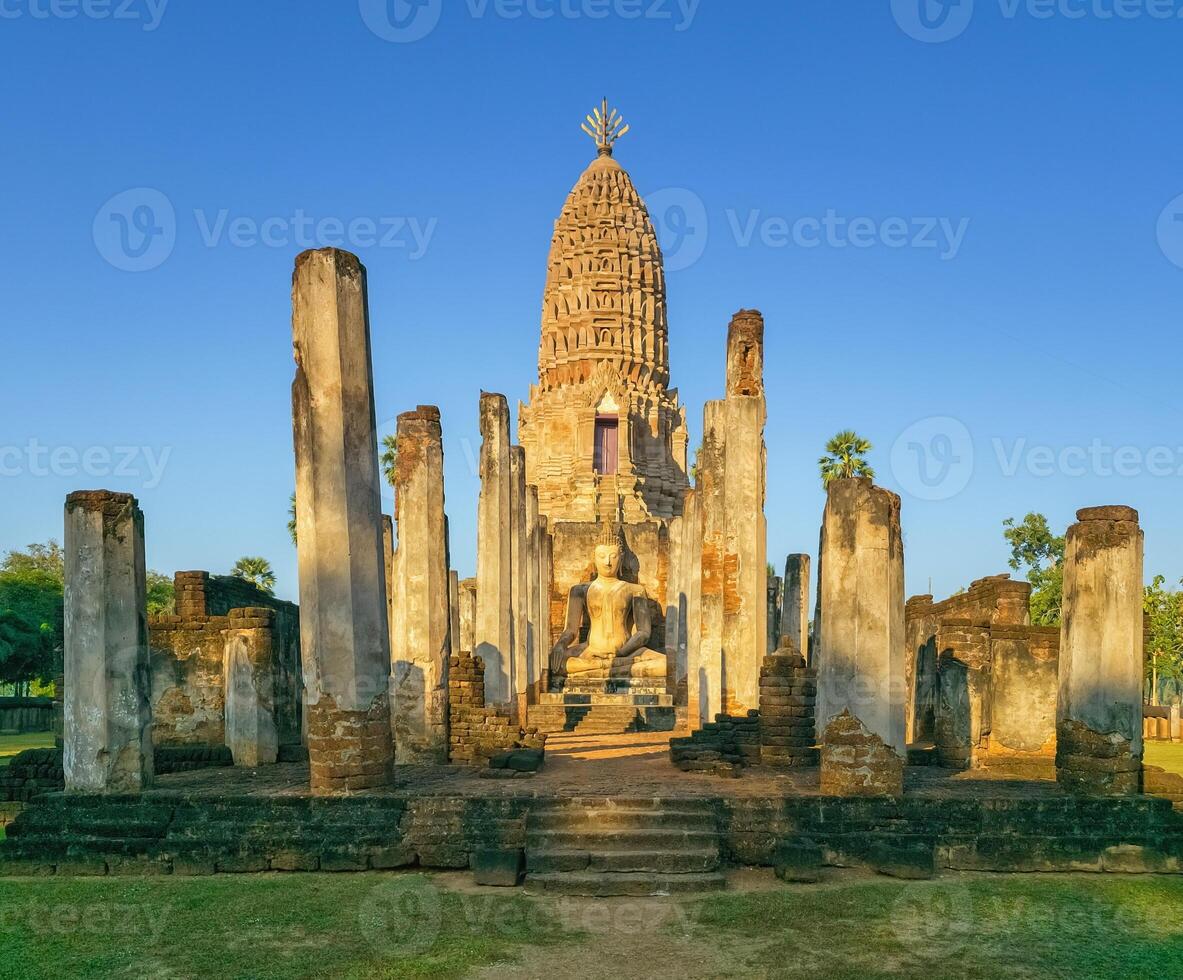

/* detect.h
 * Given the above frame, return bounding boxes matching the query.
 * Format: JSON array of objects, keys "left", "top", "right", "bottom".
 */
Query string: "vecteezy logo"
[
  {"left": 359, "top": 0, "right": 442, "bottom": 42},
  {"left": 891, "top": 0, "right": 974, "bottom": 43},
  {"left": 890, "top": 416, "right": 974, "bottom": 501},
  {"left": 358, "top": 876, "right": 443, "bottom": 958},
  {"left": 645, "top": 187, "right": 709, "bottom": 272},
  {"left": 1156, "top": 193, "right": 1183, "bottom": 271},
  {"left": 92, "top": 188, "right": 177, "bottom": 272}
]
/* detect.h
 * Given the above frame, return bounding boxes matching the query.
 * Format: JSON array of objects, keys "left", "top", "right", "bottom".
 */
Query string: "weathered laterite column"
[
  {"left": 458, "top": 578, "right": 477, "bottom": 655},
  {"left": 476, "top": 392, "right": 513, "bottom": 705},
  {"left": 698, "top": 310, "right": 768, "bottom": 714},
  {"left": 767, "top": 575, "right": 782, "bottom": 654},
  {"left": 63, "top": 490, "right": 153, "bottom": 793},
  {"left": 510, "top": 448, "right": 530, "bottom": 723},
  {"left": 526, "top": 486, "right": 543, "bottom": 705},
  {"left": 1057, "top": 506, "right": 1144, "bottom": 795},
  {"left": 382, "top": 514, "right": 395, "bottom": 664},
  {"left": 223, "top": 609, "right": 279, "bottom": 767},
  {"left": 291, "top": 247, "right": 393, "bottom": 794},
  {"left": 696, "top": 418, "right": 726, "bottom": 726},
  {"left": 672, "top": 489, "right": 703, "bottom": 726},
  {"left": 389, "top": 406, "right": 451, "bottom": 763},
  {"left": 815, "top": 477, "right": 906, "bottom": 796},
  {"left": 448, "top": 569, "right": 461, "bottom": 660},
  {"left": 781, "top": 554, "right": 811, "bottom": 662}
]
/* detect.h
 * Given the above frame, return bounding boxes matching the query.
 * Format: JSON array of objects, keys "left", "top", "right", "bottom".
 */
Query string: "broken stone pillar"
[
  {"left": 382, "top": 514, "right": 395, "bottom": 665},
  {"left": 697, "top": 310, "right": 768, "bottom": 714},
  {"left": 448, "top": 569, "right": 461, "bottom": 660},
  {"left": 815, "top": 477, "right": 906, "bottom": 796},
  {"left": 291, "top": 247, "right": 393, "bottom": 794},
  {"left": 526, "top": 486, "right": 543, "bottom": 705},
  {"left": 780, "top": 554, "right": 811, "bottom": 662},
  {"left": 697, "top": 414, "right": 726, "bottom": 725},
  {"left": 458, "top": 578, "right": 477, "bottom": 655},
  {"left": 389, "top": 406, "right": 451, "bottom": 763},
  {"left": 538, "top": 516, "right": 553, "bottom": 677},
  {"left": 476, "top": 392, "right": 513, "bottom": 705},
  {"left": 509, "top": 449, "right": 530, "bottom": 723},
  {"left": 767, "top": 575, "right": 782, "bottom": 654},
  {"left": 223, "top": 610, "right": 279, "bottom": 767},
  {"left": 1057, "top": 506, "right": 1144, "bottom": 795},
  {"left": 63, "top": 490, "right": 153, "bottom": 793},
  {"left": 672, "top": 490, "right": 704, "bottom": 727}
]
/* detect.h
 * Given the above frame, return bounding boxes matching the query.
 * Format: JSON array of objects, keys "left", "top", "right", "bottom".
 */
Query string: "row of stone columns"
[
  {"left": 667, "top": 311, "right": 769, "bottom": 728},
  {"left": 474, "top": 392, "right": 552, "bottom": 720},
  {"left": 810, "top": 480, "right": 1147, "bottom": 798}
]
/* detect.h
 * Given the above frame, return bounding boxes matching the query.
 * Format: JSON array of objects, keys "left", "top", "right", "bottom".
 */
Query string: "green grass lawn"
[
  {"left": 0, "top": 732, "right": 54, "bottom": 768},
  {"left": 1144, "top": 740, "right": 1183, "bottom": 776},
  {"left": 0, "top": 871, "right": 1180, "bottom": 979}
]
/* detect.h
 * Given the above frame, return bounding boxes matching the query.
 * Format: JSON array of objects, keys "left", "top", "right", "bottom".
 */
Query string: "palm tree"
[
  {"left": 231, "top": 557, "right": 276, "bottom": 596},
  {"left": 818, "top": 430, "right": 875, "bottom": 488},
  {"left": 287, "top": 493, "right": 298, "bottom": 546},
  {"left": 380, "top": 434, "right": 398, "bottom": 489}
]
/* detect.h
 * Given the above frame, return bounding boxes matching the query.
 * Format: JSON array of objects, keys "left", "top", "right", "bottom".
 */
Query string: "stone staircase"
[
  {"left": 524, "top": 798, "right": 726, "bottom": 896},
  {"left": 572, "top": 705, "right": 642, "bottom": 735}
]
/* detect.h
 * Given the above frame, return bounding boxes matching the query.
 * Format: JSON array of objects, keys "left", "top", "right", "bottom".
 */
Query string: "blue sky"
[{"left": 2, "top": 0, "right": 1181, "bottom": 602}]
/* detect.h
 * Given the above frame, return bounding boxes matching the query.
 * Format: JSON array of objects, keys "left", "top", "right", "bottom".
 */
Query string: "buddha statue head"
[{"left": 593, "top": 542, "right": 621, "bottom": 580}]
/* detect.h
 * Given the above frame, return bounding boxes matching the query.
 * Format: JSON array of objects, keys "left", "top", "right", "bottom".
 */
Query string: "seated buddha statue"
[{"left": 549, "top": 538, "right": 667, "bottom": 687}]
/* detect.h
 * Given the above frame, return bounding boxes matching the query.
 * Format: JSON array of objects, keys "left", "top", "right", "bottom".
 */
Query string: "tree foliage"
[
  {"left": 1144, "top": 575, "right": 1183, "bottom": 701},
  {"left": 381, "top": 434, "right": 398, "bottom": 489},
  {"left": 231, "top": 557, "right": 276, "bottom": 595},
  {"left": 0, "top": 542, "right": 64, "bottom": 685},
  {"left": 818, "top": 430, "right": 874, "bottom": 488},
  {"left": 288, "top": 492, "right": 298, "bottom": 546},
  {"left": 147, "top": 571, "right": 175, "bottom": 616},
  {"left": 1003, "top": 513, "right": 1065, "bottom": 626}
]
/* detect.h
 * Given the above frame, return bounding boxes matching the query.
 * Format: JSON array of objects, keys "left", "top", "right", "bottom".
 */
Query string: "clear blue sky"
[{"left": 2, "top": 1, "right": 1181, "bottom": 602}]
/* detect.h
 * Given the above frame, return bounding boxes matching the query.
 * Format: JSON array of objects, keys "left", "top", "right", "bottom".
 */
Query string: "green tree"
[
  {"left": 1003, "top": 513, "right": 1065, "bottom": 626},
  {"left": 381, "top": 434, "right": 398, "bottom": 489},
  {"left": 146, "top": 571, "right": 175, "bottom": 616},
  {"left": 0, "top": 542, "right": 64, "bottom": 686},
  {"left": 1144, "top": 575, "right": 1183, "bottom": 704},
  {"left": 231, "top": 557, "right": 276, "bottom": 595},
  {"left": 818, "top": 430, "right": 875, "bottom": 488},
  {"left": 288, "top": 492, "right": 298, "bottom": 546}
]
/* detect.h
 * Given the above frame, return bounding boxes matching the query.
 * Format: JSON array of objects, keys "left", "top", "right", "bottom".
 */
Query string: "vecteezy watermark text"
[
  {"left": 359, "top": 0, "right": 701, "bottom": 42},
  {"left": 0, "top": 440, "right": 172, "bottom": 490},
  {"left": 0, "top": 0, "right": 168, "bottom": 30},
  {"left": 93, "top": 188, "right": 437, "bottom": 272},
  {"left": 894, "top": 0, "right": 1183, "bottom": 44},
  {"left": 726, "top": 209, "right": 971, "bottom": 261}
]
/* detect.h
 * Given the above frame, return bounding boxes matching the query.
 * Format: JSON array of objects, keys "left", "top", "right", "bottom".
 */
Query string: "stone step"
[
  {"left": 527, "top": 847, "right": 720, "bottom": 875},
  {"left": 526, "top": 828, "right": 719, "bottom": 851},
  {"left": 527, "top": 808, "right": 716, "bottom": 831},
  {"left": 524, "top": 871, "right": 727, "bottom": 897}
]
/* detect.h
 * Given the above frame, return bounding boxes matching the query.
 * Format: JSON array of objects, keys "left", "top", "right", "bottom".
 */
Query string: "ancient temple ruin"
[{"left": 5, "top": 102, "right": 1179, "bottom": 896}]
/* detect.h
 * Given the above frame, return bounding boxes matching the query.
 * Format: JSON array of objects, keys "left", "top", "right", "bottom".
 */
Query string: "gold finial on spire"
[{"left": 581, "top": 98, "right": 630, "bottom": 157}]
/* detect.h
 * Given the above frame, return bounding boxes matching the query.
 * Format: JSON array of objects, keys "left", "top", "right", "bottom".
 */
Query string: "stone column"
[
  {"left": 781, "top": 554, "right": 811, "bottom": 661},
  {"left": 382, "top": 514, "right": 395, "bottom": 668},
  {"left": 767, "top": 575, "right": 783, "bottom": 655},
  {"left": 697, "top": 411, "right": 726, "bottom": 724},
  {"left": 815, "top": 477, "right": 906, "bottom": 796},
  {"left": 448, "top": 569, "right": 461, "bottom": 660},
  {"left": 63, "top": 490, "right": 153, "bottom": 793},
  {"left": 389, "top": 406, "right": 451, "bottom": 763},
  {"left": 291, "top": 247, "right": 392, "bottom": 794},
  {"left": 509, "top": 448, "right": 530, "bottom": 724},
  {"left": 458, "top": 578, "right": 477, "bottom": 654},
  {"left": 526, "top": 487, "right": 543, "bottom": 704},
  {"left": 538, "top": 516, "right": 553, "bottom": 681},
  {"left": 1057, "top": 506, "right": 1144, "bottom": 795},
  {"left": 476, "top": 393, "right": 513, "bottom": 705},
  {"left": 223, "top": 610, "right": 279, "bottom": 767}
]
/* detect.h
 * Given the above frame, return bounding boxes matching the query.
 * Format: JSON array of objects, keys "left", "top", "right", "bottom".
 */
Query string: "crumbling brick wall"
[
  {"left": 448, "top": 652, "right": 545, "bottom": 765},
  {"left": 914, "top": 580, "right": 1060, "bottom": 774},
  {"left": 149, "top": 572, "right": 302, "bottom": 751}
]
